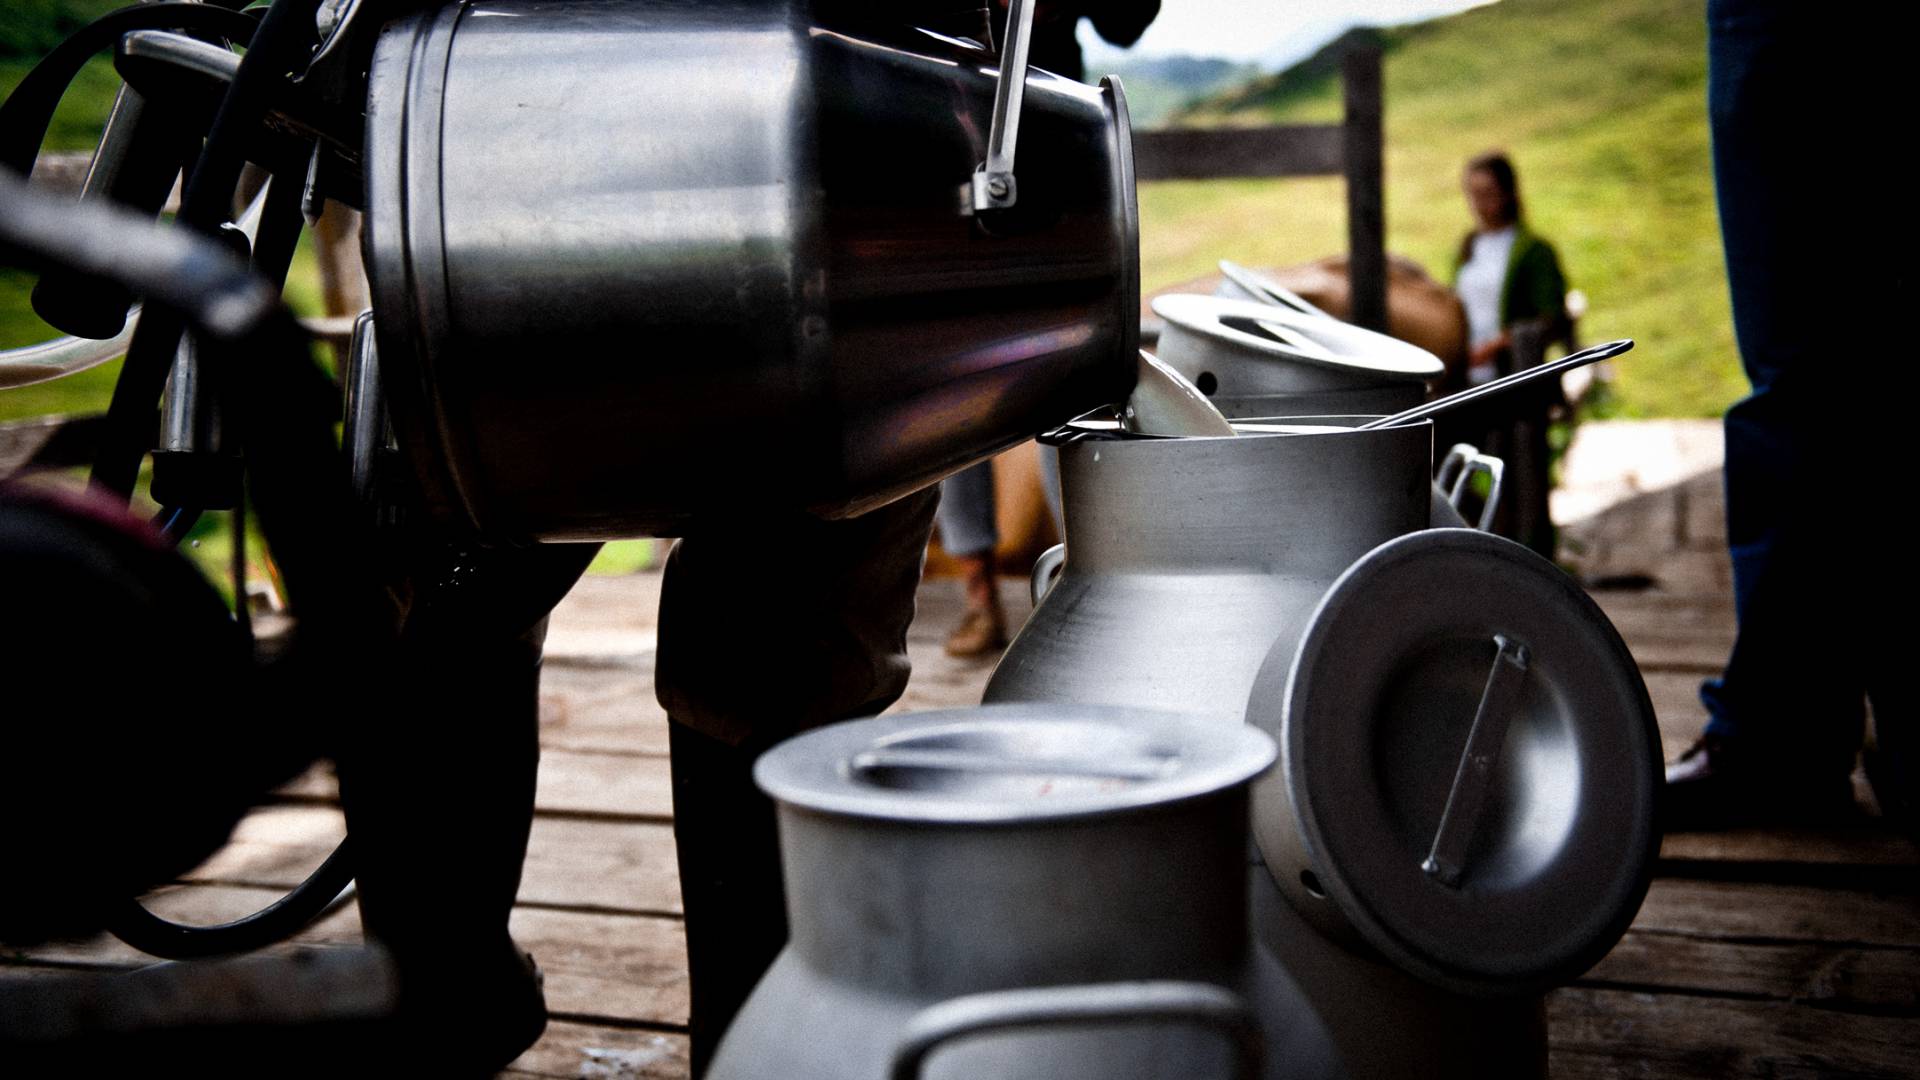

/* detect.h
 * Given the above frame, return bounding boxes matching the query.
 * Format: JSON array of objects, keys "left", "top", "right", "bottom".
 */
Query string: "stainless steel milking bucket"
[
  {"left": 707, "top": 704, "right": 1276, "bottom": 1080},
  {"left": 363, "top": 0, "right": 1140, "bottom": 540},
  {"left": 984, "top": 418, "right": 1432, "bottom": 716}
]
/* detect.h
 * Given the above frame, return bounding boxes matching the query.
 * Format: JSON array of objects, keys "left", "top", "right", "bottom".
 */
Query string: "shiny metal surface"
[
  {"left": 1214, "top": 259, "right": 1331, "bottom": 319},
  {"left": 1435, "top": 442, "right": 1505, "bottom": 532},
  {"left": 1359, "top": 338, "right": 1633, "bottom": 430},
  {"left": 364, "top": 1, "right": 1139, "bottom": 540},
  {"left": 1152, "top": 294, "right": 1440, "bottom": 418},
  {"left": 342, "top": 311, "right": 385, "bottom": 507},
  {"left": 757, "top": 704, "right": 1272, "bottom": 824},
  {"left": 888, "top": 982, "right": 1262, "bottom": 1080},
  {"left": 159, "top": 335, "right": 218, "bottom": 455},
  {"left": 972, "top": 0, "right": 1035, "bottom": 211},
  {"left": 1122, "top": 350, "right": 1236, "bottom": 436},
  {"left": 984, "top": 419, "right": 1432, "bottom": 719},
  {"left": 1248, "top": 528, "right": 1662, "bottom": 996},
  {"left": 1246, "top": 864, "right": 1545, "bottom": 1079},
  {"left": 711, "top": 704, "right": 1276, "bottom": 1080},
  {"left": 0, "top": 311, "right": 137, "bottom": 389},
  {"left": 118, "top": 30, "right": 242, "bottom": 88}
]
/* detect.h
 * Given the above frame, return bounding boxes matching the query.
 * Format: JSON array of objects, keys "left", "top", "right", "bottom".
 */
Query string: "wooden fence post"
[{"left": 1342, "top": 39, "right": 1387, "bottom": 333}]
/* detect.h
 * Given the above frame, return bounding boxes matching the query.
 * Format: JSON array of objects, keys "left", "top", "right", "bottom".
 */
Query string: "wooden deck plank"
[
  {"left": 1633, "top": 879, "right": 1920, "bottom": 946},
  {"left": 509, "top": 907, "right": 687, "bottom": 1027},
  {"left": 505, "top": 1021, "right": 688, "bottom": 1079},
  {"left": 270, "top": 750, "right": 674, "bottom": 822},
  {"left": 1585, "top": 931, "right": 1920, "bottom": 1013},
  {"left": 1546, "top": 986, "right": 1920, "bottom": 1079},
  {"left": 181, "top": 804, "right": 682, "bottom": 916},
  {"left": 535, "top": 750, "right": 672, "bottom": 821},
  {"left": 518, "top": 818, "right": 680, "bottom": 916},
  {"left": 1661, "top": 829, "right": 1916, "bottom": 872},
  {"left": 539, "top": 665, "right": 671, "bottom": 757},
  {"left": 12, "top": 885, "right": 688, "bottom": 1029}
]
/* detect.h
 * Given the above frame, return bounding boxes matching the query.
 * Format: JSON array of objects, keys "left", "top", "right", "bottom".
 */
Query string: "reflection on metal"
[
  {"left": 1152, "top": 293, "right": 1440, "bottom": 418},
  {"left": 985, "top": 418, "right": 1431, "bottom": 718},
  {"left": 364, "top": 0, "right": 1140, "bottom": 540},
  {"left": 1120, "top": 350, "right": 1236, "bottom": 437},
  {"left": 159, "top": 333, "right": 216, "bottom": 455},
  {"left": 1216, "top": 258, "right": 1332, "bottom": 319},
  {"left": 1358, "top": 338, "right": 1633, "bottom": 431},
  {"left": 342, "top": 311, "right": 387, "bottom": 508},
  {"left": 888, "top": 981, "right": 1262, "bottom": 1080},
  {"left": 1423, "top": 634, "right": 1531, "bottom": 887},
  {"left": 118, "top": 30, "right": 243, "bottom": 90},
  {"left": 971, "top": 0, "right": 1034, "bottom": 212},
  {"left": 1252, "top": 528, "right": 1661, "bottom": 998},
  {"left": 713, "top": 705, "right": 1274, "bottom": 1080},
  {"left": 1029, "top": 541, "right": 1065, "bottom": 605},
  {"left": 1437, "top": 443, "right": 1506, "bottom": 532},
  {"left": 0, "top": 309, "right": 138, "bottom": 389}
]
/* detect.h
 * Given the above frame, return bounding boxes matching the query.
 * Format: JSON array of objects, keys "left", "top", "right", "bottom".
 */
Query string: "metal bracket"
[
  {"left": 1422, "top": 633, "right": 1530, "bottom": 887},
  {"left": 972, "top": 0, "right": 1035, "bottom": 212}
]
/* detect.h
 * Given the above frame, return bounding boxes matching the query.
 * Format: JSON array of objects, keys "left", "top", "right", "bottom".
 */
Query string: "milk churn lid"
[
  {"left": 1249, "top": 528, "right": 1661, "bottom": 995},
  {"left": 1152, "top": 295, "right": 1444, "bottom": 382},
  {"left": 756, "top": 703, "right": 1275, "bottom": 825}
]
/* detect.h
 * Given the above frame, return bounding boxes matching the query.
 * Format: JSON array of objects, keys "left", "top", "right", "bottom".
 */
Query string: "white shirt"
[{"left": 1457, "top": 226, "right": 1515, "bottom": 383}]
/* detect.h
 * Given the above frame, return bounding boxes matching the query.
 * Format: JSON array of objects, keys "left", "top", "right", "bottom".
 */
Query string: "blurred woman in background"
[{"left": 1450, "top": 150, "right": 1570, "bottom": 556}]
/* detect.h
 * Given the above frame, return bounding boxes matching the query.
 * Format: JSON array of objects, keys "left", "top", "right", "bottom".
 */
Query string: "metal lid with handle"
[
  {"left": 1246, "top": 528, "right": 1661, "bottom": 996},
  {"left": 757, "top": 703, "right": 1275, "bottom": 825},
  {"left": 1152, "top": 294, "right": 1446, "bottom": 390}
]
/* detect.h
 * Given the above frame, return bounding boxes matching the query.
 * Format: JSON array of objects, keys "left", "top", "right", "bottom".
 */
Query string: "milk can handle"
[
  {"left": 1435, "top": 442, "right": 1476, "bottom": 494},
  {"left": 1030, "top": 542, "right": 1067, "bottom": 605},
  {"left": 887, "top": 980, "right": 1262, "bottom": 1080},
  {"left": 1446, "top": 452, "right": 1506, "bottom": 532}
]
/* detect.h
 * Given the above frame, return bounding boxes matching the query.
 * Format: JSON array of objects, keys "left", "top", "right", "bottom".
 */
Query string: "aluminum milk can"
[
  {"left": 707, "top": 704, "right": 1277, "bottom": 1080},
  {"left": 984, "top": 420, "right": 1432, "bottom": 718}
]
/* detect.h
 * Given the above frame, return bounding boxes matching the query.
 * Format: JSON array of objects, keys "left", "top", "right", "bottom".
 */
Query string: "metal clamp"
[
  {"left": 1438, "top": 444, "right": 1506, "bottom": 532},
  {"left": 1422, "top": 634, "right": 1530, "bottom": 887},
  {"left": 971, "top": 0, "right": 1035, "bottom": 212},
  {"left": 1030, "top": 542, "right": 1067, "bottom": 605},
  {"left": 889, "top": 980, "right": 1262, "bottom": 1080}
]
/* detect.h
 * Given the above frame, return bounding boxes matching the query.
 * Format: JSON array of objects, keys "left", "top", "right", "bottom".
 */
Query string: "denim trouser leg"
[
  {"left": 1697, "top": 0, "right": 1904, "bottom": 778},
  {"left": 935, "top": 458, "right": 998, "bottom": 558}
]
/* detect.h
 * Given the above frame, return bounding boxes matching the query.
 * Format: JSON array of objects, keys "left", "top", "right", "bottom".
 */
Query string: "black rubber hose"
[
  {"left": 105, "top": 840, "right": 357, "bottom": 960},
  {"left": 3, "top": 171, "right": 390, "bottom": 960},
  {"left": 0, "top": 2, "right": 259, "bottom": 179}
]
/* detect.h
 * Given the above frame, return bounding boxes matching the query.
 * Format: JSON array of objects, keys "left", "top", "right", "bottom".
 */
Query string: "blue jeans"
[
  {"left": 934, "top": 447, "right": 1063, "bottom": 559},
  {"left": 1698, "top": 0, "right": 1904, "bottom": 778}
]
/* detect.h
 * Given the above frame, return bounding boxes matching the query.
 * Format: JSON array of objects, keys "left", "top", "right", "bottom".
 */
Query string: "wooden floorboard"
[
  {"left": 1584, "top": 931, "right": 1919, "bottom": 1013},
  {"left": 182, "top": 803, "right": 682, "bottom": 916},
  {"left": 1546, "top": 986, "right": 1920, "bottom": 1079},
  {"left": 504, "top": 1021, "right": 689, "bottom": 1079}
]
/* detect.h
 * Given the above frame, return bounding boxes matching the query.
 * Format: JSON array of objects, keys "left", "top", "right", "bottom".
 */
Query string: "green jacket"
[{"left": 1455, "top": 221, "right": 1568, "bottom": 330}]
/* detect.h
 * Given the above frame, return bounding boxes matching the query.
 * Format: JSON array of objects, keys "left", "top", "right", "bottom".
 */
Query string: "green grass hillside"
[{"left": 1140, "top": 0, "right": 1740, "bottom": 418}]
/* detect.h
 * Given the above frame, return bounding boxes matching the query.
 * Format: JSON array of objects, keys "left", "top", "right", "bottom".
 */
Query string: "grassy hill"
[{"left": 1139, "top": 0, "right": 1740, "bottom": 418}]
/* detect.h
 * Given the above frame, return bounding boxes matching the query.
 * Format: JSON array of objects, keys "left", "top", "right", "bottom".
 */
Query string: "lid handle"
[
  {"left": 1421, "top": 634, "right": 1530, "bottom": 888},
  {"left": 971, "top": 0, "right": 1035, "bottom": 211}
]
